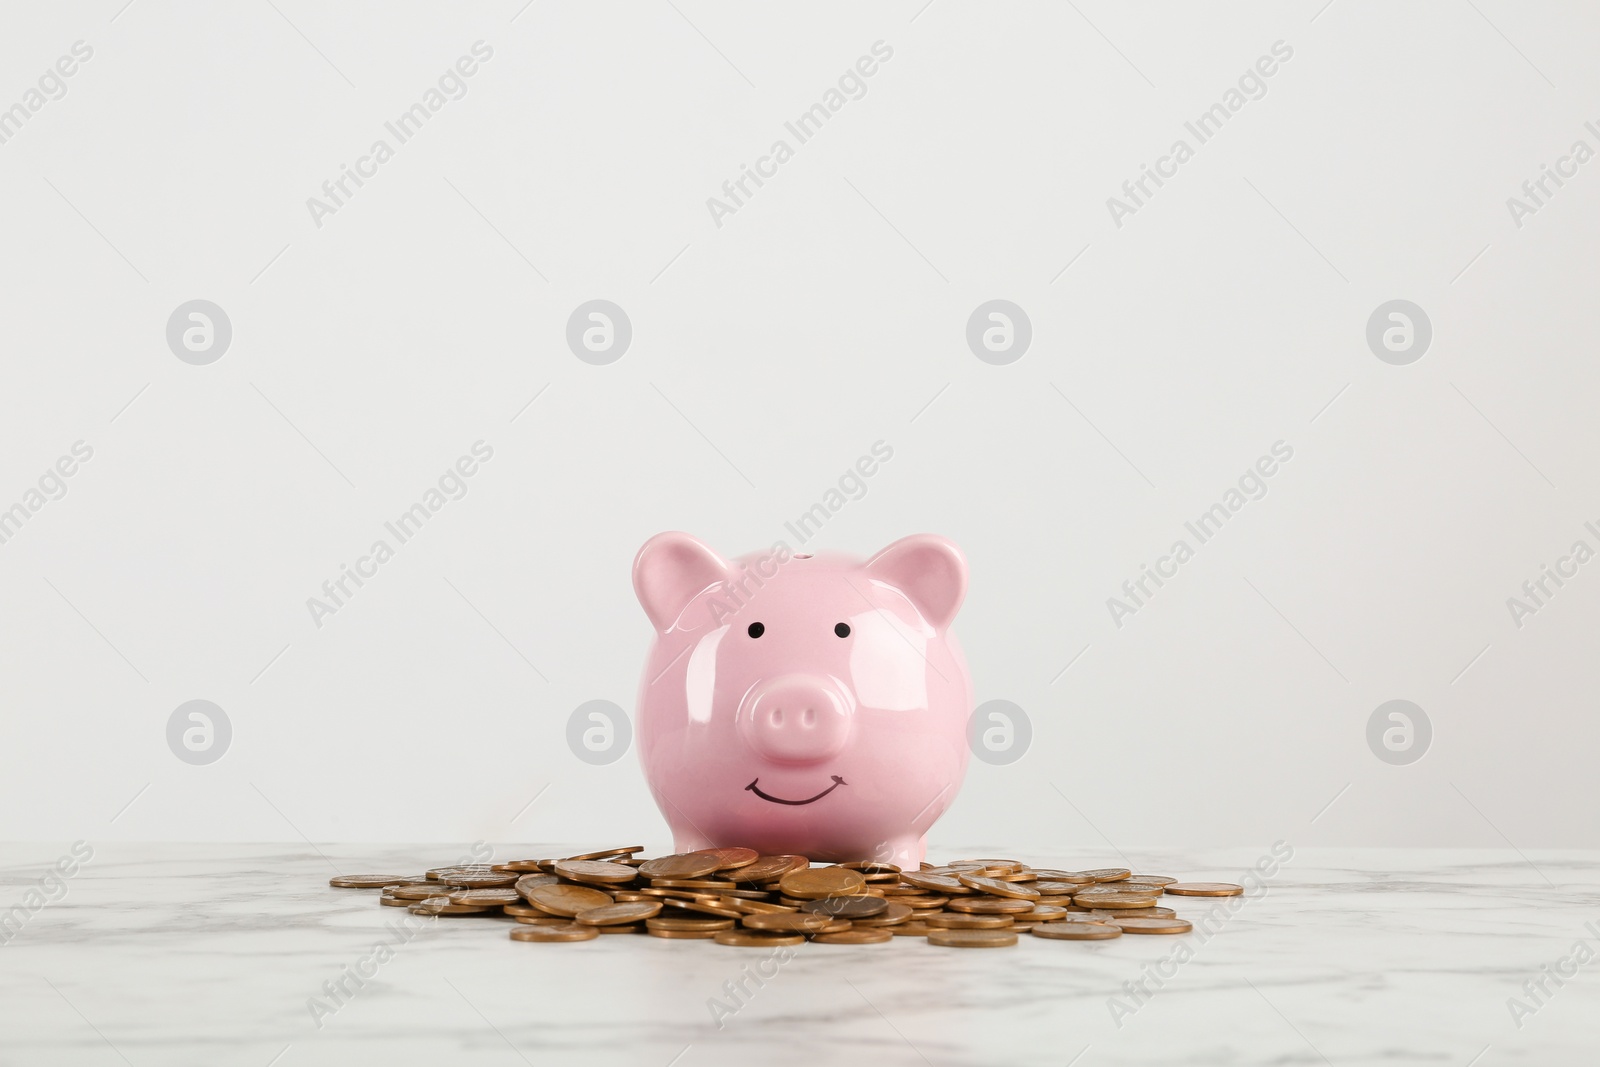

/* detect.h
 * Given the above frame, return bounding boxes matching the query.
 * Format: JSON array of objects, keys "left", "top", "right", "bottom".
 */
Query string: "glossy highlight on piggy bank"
[{"left": 632, "top": 533, "right": 973, "bottom": 869}]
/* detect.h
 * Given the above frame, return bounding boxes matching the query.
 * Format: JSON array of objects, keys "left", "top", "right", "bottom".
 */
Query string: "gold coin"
[
  {"left": 901, "top": 872, "right": 967, "bottom": 892},
  {"left": 1073, "top": 882, "right": 1151, "bottom": 895},
  {"left": 426, "top": 865, "right": 492, "bottom": 881},
  {"left": 1032, "top": 882, "right": 1087, "bottom": 895},
  {"left": 388, "top": 883, "right": 458, "bottom": 900},
  {"left": 946, "top": 897, "right": 1035, "bottom": 914},
  {"left": 927, "top": 928, "right": 1018, "bottom": 948},
  {"left": 408, "top": 894, "right": 450, "bottom": 911},
  {"left": 700, "top": 896, "right": 757, "bottom": 913},
  {"left": 840, "top": 862, "right": 902, "bottom": 883},
  {"left": 701, "top": 897, "right": 762, "bottom": 914},
  {"left": 1111, "top": 916, "right": 1193, "bottom": 934},
  {"left": 513, "top": 874, "right": 558, "bottom": 898},
  {"left": 509, "top": 923, "right": 599, "bottom": 942},
  {"left": 552, "top": 860, "right": 638, "bottom": 884},
  {"left": 646, "top": 916, "right": 735, "bottom": 932},
  {"left": 448, "top": 888, "right": 520, "bottom": 905},
  {"left": 730, "top": 855, "right": 808, "bottom": 884},
  {"left": 1076, "top": 868, "right": 1131, "bottom": 882},
  {"left": 637, "top": 853, "right": 724, "bottom": 880},
  {"left": 1164, "top": 882, "right": 1244, "bottom": 897},
  {"left": 924, "top": 913, "right": 1013, "bottom": 929},
  {"left": 329, "top": 875, "right": 413, "bottom": 889},
  {"left": 851, "top": 902, "right": 914, "bottom": 927},
  {"left": 649, "top": 927, "right": 719, "bottom": 939},
  {"left": 691, "top": 847, "right": 759, "bottom": 871},
  {"left": 1032, "top": 922, "right": 1122, "bottom": 940},
  {"left": 1030, "top": 870, "right": 1094, "bottom": 884},
  {"left": 966, "top": 858, "right": 1025, "bottom": 873},
  {"left": 889, "top": 921, "right": 933, "bottom": 936},
  {"left": 956, "top": 874, "right": 1040, "bottom": 900},
  {"left": 948, "top": 859, "right": 1022, "bottom": 876},
  {"left": 563, "top": 846, "right": 643, "bottom": 861},
  {"left": 649, "top": 878, "right": 736, "bottom": 890},
  {"left": 1071, "top": 892, "right": 1157, "bottom": 908},
  {"left": 1087, "top": 906, "right": 1177, "bottom": 919},
  {"left": 714, "top": 929, "right": 806, "bottom": 947},
  {"left": 503, "top": 902, "right": 547, "bottom": 917},
  {"left": 633, "top": 887, "right": 706, "bottom": 900},
  {"left": 512, "top": 914, "right": 575, "bottom": 925},
  {"left": 661, "top": 897, "right": 743, "bottom": 919},
  {"left": 526, "top": 884, "right": 613, "bottom": 917},
  {"left": 378, "top": 895, "right": 409, "bottom": 907},
  {"left": 1019, "top": 905, "right": 1071, "bottom": 922},
  {"left": 410, "top": 899, "right": 494, "bottom": 915},
  {"left": 576, "top": 901, "right": 663, "bottom": 925},
  {"left": 800, "top": 895, "right": 886, "bottom": 919},
  {"left": 717, "top": 898, "right": 795, "bottom": 914},
  {"left": 495, "top": 859, "right": 550, "bottom": 873},
  {"left": 741, "top": 912, "right": 835, "bottom": 933},
  {"left": 812, "top": 927, "right": 893, "bottom": 944},
  {"left": 1128, "top": 875, "right": 1177, "bottom": 886},
  {"left": 779, "top": 867, "right": 867, "bottom": 900},
  {"left": 1075, "top": 883, "right": 1160, "bottom": 899},
  {"left": 440, "top": 871, "right": 518, "bottom": 888}
]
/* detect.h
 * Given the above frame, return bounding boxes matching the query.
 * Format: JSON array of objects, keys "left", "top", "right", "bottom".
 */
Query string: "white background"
[{"left": 2, "top": 0, "right": 1597, "bottom": 851}]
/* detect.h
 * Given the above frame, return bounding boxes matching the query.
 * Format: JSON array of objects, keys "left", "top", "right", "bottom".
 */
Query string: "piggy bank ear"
[
  {"left": 633, "top": 532, "right": 733, "bottom": 632},
  {"left": 865, "top": 534, "right": 967, "bottom": 632}
]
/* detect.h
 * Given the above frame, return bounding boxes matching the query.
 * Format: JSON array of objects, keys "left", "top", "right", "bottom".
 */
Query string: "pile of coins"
[{"left": 329, "top": 846, "right": 1243, "bottom": 948}]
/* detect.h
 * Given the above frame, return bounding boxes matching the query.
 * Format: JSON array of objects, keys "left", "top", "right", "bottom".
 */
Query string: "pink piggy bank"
[{"left": 632, "top": 532, "right": 973, "bottom": 869}]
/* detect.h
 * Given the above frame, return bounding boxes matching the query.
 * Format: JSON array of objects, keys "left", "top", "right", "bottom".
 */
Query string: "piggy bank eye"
[
  {"left": 747, "top": 622, "right": 765, "bottom": 638},
  {"left": 834, "top": 623, "right": 850, "bottom": 638}
]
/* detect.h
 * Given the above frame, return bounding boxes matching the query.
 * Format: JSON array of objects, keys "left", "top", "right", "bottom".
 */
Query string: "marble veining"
[{"left": 0, "top": 845, "right": 1595, "bottom": 1066}]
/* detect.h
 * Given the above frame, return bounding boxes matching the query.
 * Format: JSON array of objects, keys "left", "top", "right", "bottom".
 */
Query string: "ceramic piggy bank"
[{"left": 632, "top": 532, "right": 973, "bottom": 869}]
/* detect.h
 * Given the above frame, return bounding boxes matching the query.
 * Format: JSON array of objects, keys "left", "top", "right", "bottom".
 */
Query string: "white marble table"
[{"left": 1, "top": 844, "right": 1595, "bottom": 1066}]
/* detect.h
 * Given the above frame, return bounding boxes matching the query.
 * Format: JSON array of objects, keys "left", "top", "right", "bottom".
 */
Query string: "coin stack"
[{"left": 329, "top": 846, "right": 1243, "bottom": 948}]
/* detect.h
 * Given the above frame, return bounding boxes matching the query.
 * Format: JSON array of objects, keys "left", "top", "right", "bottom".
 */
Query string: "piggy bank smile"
[
  {"left": 745, "top": 775, "right": 847, "bottom": 805},
  {"left": 632, "top": 533, "right": 973, "bottom": 868}
]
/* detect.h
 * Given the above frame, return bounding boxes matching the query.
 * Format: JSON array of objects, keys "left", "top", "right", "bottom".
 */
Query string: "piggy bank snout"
[{"left": 739, "top": 675, "right": 854, "bottom": 764}]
